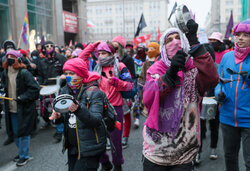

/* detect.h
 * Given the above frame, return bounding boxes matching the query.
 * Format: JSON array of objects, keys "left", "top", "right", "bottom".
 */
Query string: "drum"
[
  {"left": 200, "top": 97, "right": 217, "bottom": 120},
  {"left": 40, "top": 85, "right": 60, "bottom": 96},
  {"left": 53, "top": 94, "right": 75, "bottom": 113},
  {"left": 175, "top": 5, "right": 192, "bottom": 33}
]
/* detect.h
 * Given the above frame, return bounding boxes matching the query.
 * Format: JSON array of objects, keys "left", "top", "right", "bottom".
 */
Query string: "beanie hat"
[
  {"left": 75, "top": 43, "right": 84, "bottom": 50},
  {"left": 63, "top": 58, "right": 89, "bottom": 79},
  {"left": 18, "top": 49, "right": 28, "bottom": 57},
  {"left": 208, "top": 32, "right": 223, "bottom": 43},
  {"left": 2, "top": 40, "right": 16, "bottom": 52},
  {"left": 233, "top": 19, "right": 250, "bottom": 35},
  {"left": 112, "top": 36, "right": 126, "bottom": 48},
  {"left": 96, "top": 42, "right": 116, "bottom": 54},
  {"left": 72, "top": 49, "right": 82, "bottom": 57},
  {"left": 6, "top": 50, "right": 21, "bottom": 58},
  {"left": 45, "top": 41, "right": 54, "bottom": 45}
]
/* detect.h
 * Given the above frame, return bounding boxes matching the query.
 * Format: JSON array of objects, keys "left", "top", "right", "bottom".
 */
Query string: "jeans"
[
  {"left": 56, "top": 123, "right": 64, "bottom": 133},
  {"left": 11, "top": 113, "right": 30, "bottom": 159},
  {"left": 221, "top": 123, "right": 250, "bottom": 171},
  {"left": 143, "top": 157, "right": 194, "bottom": 171},
  {"left": 68, "top": 153, "right": 100, "bottom": 171}
]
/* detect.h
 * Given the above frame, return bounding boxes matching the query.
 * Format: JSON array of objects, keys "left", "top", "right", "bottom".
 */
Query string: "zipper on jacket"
[
  {"left": 75, "top": 120, "right": 81, "bottom": 159},
  {"left": 230, "top": 75, "right": 232, "bottom": 88},
  {"left": 241, "top": 81, "right": 246, "bottom": 89},
  {"left": 234, "top": 62, "right": 243, "bottom": 127},
  {"left": 94, "top": 128, "right": 99, "bottom": 143}
]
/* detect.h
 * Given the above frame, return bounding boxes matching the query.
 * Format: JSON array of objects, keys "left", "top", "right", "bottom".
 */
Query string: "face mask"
[
  {"left": 7, "top": 58, "right": 15, "bottom": 66},
  {"left": 66, "top": 76, "right": 82, "bottom": 89},
  {"left": 211, "top": 42, "right": 225, "bottom": 52},
  {"left": 166, "top": 39, "right": 182, "bottom": 60}
]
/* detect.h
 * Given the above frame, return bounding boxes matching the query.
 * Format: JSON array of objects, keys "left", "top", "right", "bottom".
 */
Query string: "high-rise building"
[
  {"left": 86, "top": 0, "right": 169, "bottom": 42},
  {"left": 206, "top": 0, "right": 242, "bottom": 37}
]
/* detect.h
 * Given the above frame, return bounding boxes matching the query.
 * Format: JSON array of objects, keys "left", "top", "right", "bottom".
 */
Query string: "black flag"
[{"left": 134, "top": 14, "right": 147, "bottom": 37}]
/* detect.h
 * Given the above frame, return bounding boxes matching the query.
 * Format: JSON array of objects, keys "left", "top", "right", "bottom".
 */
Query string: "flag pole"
[{"left": 17, "top": 25, "right": 24, "bottom": 49}]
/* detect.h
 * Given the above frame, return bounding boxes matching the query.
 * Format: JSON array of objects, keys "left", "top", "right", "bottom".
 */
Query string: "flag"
[
  {"left": 225, "top": 11, "right": 234, "bottom": 38},
  {"left": 190, "top": 10, "right": 196, "bottom": 21},
  {"left": 87, "top": 20, "right": 95, "bottom": 27},
  {"left": 134, "top": 14, "right": 147, "bottom": 37},
  {"left": 133, "top": 34, "right": 151, "bottom": 46},
  {"left": 168, "top": 2, "right": 177, "bottom": 20},
  {"left": 22, "top": 13, "right": 29, "bottom": 46},
  {"left": 157, "top": 27, "right": 162, "bottom": 42},
  {"left": 40, "top": 35, "right": 45, "bottom": 45},
  {"left": 69, "top": 40, "right": 73, "bottom": 47}
]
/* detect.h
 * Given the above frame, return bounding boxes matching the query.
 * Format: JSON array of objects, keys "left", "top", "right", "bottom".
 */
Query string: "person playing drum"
[{"left": 49, "top": 58, "right": 107, "bottom": 171}]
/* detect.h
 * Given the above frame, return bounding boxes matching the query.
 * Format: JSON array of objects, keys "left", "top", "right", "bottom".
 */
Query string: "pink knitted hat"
[
  {"left": 233, "top": 19, "right": 250, "bottom": 35},
  {"left": 112, "top": 35, "right": 126, "bottom": 48},
  {"left": 63, "top": 58, "right": 89, "bottom": 78}
]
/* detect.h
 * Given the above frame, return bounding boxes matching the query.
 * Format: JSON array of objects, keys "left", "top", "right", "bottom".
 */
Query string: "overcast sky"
[{"left": 168, "top": 0, "right": 211, "bottom": 28}]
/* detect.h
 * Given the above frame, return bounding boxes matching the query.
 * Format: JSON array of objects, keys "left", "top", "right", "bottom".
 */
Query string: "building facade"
[
  {"left": 0, "top": 0, "right": 87, "bottom": 49},
  {"left": 206, "top": 0, "right": 243, "bottom": 37},
  {"left": 86, "top": 0, "right": 169, "bottom": 42}
]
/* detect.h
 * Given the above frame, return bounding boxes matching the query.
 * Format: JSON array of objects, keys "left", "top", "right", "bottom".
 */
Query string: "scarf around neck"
[
  {"left": 95, "top": 55, "right": 120, "bottom": 78},
  {"left": 234, "top": 43, "right": 250, "bottom": 64}
]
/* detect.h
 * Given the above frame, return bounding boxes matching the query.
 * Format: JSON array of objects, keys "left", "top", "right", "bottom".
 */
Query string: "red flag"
[
  {"left": 133, "top": 34, "right": 151, "bottom": 47},
  {"left": 157, "top": 27, "right": 161, "bottom": 42}
]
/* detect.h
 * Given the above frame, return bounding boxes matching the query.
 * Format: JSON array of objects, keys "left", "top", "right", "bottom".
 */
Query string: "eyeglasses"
[{"left": 45, "top": 44, "right": 54, "bottom": 48}]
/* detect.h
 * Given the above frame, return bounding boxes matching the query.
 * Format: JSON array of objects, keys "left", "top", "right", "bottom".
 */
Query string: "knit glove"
[
  {"left": 15, "top": 96, "right": 23, "bottom": 103},
  {"left": 108, "top": 77, "right": 120, "bottom": 87},
  {"left": 216, "top": 93, "right": 226, "bottom": 104},
  {"left": 185, "top": 19, "right": 199, "bottom": 46},
  {"left": 161, "top": 50, "right": 187, "bottom": 87}
]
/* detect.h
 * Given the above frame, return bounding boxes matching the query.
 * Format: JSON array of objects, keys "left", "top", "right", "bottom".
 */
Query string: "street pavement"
[{"left": 0, "top": 115, "right": 245, "bottom": 171}]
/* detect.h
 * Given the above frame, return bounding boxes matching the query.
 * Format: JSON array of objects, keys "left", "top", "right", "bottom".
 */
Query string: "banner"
[{"left": 63, "top": 11, "right": 78, "bottom": 33}]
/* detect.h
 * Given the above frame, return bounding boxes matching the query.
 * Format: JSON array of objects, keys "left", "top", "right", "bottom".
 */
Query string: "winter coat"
[
  {"left": 215, "top": 51, "right": 250, "bottom": 128},
  {"left": 121, "top": 53, "right": 136, "bottom": 79},
  {"left": 37, "top": 52, "right": 66, "bottom": 85},
  {"left": 57, "top": 80, "right": 106, "bottom": 158},
  {"left": 1, "top": 68, "right": 40, "bottom": 137}
]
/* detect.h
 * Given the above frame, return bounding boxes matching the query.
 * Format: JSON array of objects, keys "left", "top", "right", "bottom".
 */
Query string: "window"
[{"left": 27, "top": 0, "right": 53, "bottom": 42}]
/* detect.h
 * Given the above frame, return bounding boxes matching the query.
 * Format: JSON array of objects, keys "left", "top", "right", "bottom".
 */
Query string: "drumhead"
[
  {"left": 202, "top": 97, "right": 217, "bottom": 104},
  {"left": 40, "top": 85, "right": 60, "bottom": 96},
  {"left": 53, "top": 94, "right": 74, "bottom": 113}
]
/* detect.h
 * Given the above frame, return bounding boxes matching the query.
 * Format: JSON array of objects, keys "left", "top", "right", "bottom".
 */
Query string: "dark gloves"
[
  {"left": 185, "top": 19, "right": 199, "bottom": 46},
  {"left": 216, "top": 93, "right": 226, "bottom": 104},
  {"left": 15, "top": 96, "right": 23, "bottom": 103},
  {"left": 161, "top": 50, "right": 187, "bottom": 87}
]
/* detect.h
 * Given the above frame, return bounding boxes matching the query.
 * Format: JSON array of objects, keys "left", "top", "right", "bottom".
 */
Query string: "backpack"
[{"left": 85, "top": 86, "right": 118, "bottom": 133}]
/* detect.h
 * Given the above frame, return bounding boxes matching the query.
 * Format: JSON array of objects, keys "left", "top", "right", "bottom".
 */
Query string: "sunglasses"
[{"left": 45, "top": 44, "right": 54, "bottom": 48}]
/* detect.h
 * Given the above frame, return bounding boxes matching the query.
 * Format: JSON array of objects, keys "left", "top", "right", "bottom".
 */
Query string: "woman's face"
[
  {"left": 64, "top": 70, "right": 81, "bottom": 80},
  {"left": 165, "top": 33, "right": 180, "bottom": 47},
  {"left": 98, "top": 50, "right": 110, "bottom": 58},
  {"left": 235, "top": 32, "right": 250, "bottom": 48}
]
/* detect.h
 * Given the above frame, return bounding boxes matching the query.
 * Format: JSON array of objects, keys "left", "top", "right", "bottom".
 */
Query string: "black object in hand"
[
  {"left": 15, "top": 96, "right": 22, "bottom": 103},
  {"left": 170, "top": 50, "right": 187, "bottom": 74},
  {"left": 216, "top": 93, "right": 226, "bottom": 104}
]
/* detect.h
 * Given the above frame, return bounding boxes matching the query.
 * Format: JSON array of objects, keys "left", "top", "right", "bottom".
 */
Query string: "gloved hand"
[
  {"left": 216, "top": 93, "right": 226, "bottom": 104},
  {"left": 108, "top": 77, "right": 120, "bottom": 87},
  {"left": 15, "top": 96, "right": 23, "bottom": 103},
  {"left": 170, "top": 50, "right": 187, "bottom": 75},
  {"left": 185, "top": 19, "right": 199, "bottom": 46},
  {"left": 161, "top": 50, "right": 187, "bottom": 87}
]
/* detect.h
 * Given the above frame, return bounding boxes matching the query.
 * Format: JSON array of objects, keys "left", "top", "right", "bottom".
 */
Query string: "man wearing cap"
[
  {"left": 208, "top": 32, "right": 231, "bottom": 64},
  {"left": 37, "top": 41, "right": 66, "bottom": 142},
  {"left": 215, "top": 19, "right": 250, "bottom": 171}
]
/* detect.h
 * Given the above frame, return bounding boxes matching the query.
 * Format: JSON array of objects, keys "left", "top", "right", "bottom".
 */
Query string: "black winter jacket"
[
  {"left": 121, "top": 53, "right": 136, "bottom": 79},
  {"left": 37, "top": 53, "right": 66, "bottom": 85},
  {"left": 57, "top": 83, "right": 106, "bottom": 158},
  {"left": 1, "top": 68, "right": 40, "bottom": 137}
]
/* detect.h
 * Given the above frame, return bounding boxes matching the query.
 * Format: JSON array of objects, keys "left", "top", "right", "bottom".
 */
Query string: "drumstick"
[
  {"left": 207, "top": 96, "right": 215, "bottom": 99},
  {"left": 0, "top": 96, "right": 15, "bottom": 101},
  {"left": 48, "top": 77, "right": 57, "bottom": 80}
]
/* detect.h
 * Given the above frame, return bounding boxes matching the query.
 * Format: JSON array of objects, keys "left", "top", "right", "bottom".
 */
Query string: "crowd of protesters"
[{"left": 0, "top": 18, "right": 249, "bottom": 171}]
